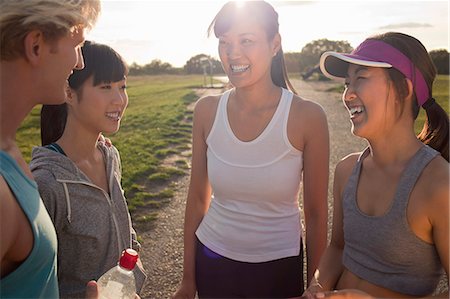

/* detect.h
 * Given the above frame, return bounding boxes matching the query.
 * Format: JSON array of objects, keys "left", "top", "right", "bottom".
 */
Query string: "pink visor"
[{"left": 320, "top": 39, "right": 429, "bottom": 106}]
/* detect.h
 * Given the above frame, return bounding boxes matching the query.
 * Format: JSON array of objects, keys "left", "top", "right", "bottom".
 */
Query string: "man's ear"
[{"left": 23, "top": 30, "right": 45, "bottom": 65}]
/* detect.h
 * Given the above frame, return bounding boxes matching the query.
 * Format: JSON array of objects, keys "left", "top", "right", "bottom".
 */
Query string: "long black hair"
[
  {"left": 208, "top": 1, "right": 297, "bottom": 94},
  {"left": 40, "top": 41, "right": 128, "bottom": 145}
]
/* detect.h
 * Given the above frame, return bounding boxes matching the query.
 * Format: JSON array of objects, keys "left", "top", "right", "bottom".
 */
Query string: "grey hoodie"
[{"left": 30, "top": 142, "right": 146, "bottom": 298}]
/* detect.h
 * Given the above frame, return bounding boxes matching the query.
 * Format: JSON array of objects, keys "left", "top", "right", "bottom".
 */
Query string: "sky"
[{"left": 86, "top": 0, "right": 449, "bottom": 68}]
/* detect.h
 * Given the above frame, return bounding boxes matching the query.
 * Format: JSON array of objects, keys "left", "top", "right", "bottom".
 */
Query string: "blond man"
[{"left": 0, "top": 1, "right": 100, "bottom": 297}]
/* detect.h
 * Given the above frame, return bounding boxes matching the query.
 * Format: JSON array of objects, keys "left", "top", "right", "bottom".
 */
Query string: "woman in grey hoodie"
[{"left": 29, "top": 41, "right": 146, "bottom": 298}]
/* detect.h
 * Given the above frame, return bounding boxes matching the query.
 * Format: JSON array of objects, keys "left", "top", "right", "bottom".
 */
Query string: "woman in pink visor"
[{"left": 304, "top": 32, "right": 448, "bottom": 299}]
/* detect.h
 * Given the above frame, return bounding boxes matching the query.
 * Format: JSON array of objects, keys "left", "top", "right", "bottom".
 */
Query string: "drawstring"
[{"left": 62, "top": 182, "right": 72, "bottom": 223}]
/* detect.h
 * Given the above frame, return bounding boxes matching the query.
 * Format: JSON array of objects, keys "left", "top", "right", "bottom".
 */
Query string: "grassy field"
[{"left": 18, "top": 75, "right": 204, "bottom": 222}]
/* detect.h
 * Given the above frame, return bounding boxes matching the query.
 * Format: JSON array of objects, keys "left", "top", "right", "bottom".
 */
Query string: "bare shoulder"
[
  {"left": 288, "top": 95, "right": 328, "bottom": 150},
  {"left": 335, "top": 153, "right": 361, "bottom": 186},
  {"left": 290, "top": 94, "right": 327, "bottom": 121},
  {"left": 418, "top": 155, "right": 449, "bottom": 207},
  {"left": 192, "top": 93, "right": 223, "bottom": 140},
  {"left": 193, "top": 93, "right": 221, "bottom": 115}
]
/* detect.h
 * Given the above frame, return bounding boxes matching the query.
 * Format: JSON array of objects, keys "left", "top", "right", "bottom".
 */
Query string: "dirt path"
[
  {"left": 136, "top": 79, "right": 447, "bottom": 298},
  {"left": 291, "top": 79, "right": 367, "bottom": 212}
]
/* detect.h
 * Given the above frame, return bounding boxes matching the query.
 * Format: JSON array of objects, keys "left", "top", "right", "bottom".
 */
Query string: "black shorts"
[{"left": 195, "top": 238, "right": 304, "bottom": 298}]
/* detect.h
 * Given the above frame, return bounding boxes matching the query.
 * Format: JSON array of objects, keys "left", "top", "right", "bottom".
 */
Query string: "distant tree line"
[
  {"left": 429, "top": 49, "right": 449, "bottom": 75},
  {"left": 128, "top": 39, "right": 449, "bottom": 76}
]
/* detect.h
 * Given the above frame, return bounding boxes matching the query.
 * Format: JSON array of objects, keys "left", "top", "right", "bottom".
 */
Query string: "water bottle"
[{"left": 97, "top": 248, "right": 138, "bottom": 299}]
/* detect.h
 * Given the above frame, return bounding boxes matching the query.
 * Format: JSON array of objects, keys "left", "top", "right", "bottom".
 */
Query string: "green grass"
[{"left": 17, "top": 74, "right": 203, "bottom": 216}]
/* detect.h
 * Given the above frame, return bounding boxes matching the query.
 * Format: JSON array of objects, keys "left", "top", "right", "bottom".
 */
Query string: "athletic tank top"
[
  {"left": 342, "top": 145, "right": 444, "bottom": 296},
  {"left": 196, "top": 88, "right": 304, "bottom": 263},
  {"left": 0, "top": 151, "right": 59, "bottom": 298}
]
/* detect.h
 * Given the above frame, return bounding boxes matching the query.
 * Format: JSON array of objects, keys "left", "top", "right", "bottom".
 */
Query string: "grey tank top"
[{"left": 342, "top": 145, "right": 444, "bottom": 296}]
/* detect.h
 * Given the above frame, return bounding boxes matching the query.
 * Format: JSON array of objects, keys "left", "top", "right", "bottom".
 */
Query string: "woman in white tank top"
[{"left": 173, "top": 1, "right": 329, "bottom": 298}]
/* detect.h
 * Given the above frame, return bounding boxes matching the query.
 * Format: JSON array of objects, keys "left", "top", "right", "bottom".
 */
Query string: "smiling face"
[
  {"left": 343, "top": 64, "right": 399, "bottom": 138},
  {"left": 68, "top": 76, "right": 128, "bottom": 135},
  {"left": 217, "top": 15, "right": 280, "bottom": 89}
]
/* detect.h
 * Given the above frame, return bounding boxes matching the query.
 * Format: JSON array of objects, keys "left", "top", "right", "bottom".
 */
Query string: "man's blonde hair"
[{"left": 0, "top": 0, "right": 101, "bottom": 60}]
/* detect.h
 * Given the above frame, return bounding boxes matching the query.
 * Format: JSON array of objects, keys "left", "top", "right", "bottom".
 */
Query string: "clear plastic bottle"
[{"left": 97, "top": 248, "right": 138, "bottom": 299}]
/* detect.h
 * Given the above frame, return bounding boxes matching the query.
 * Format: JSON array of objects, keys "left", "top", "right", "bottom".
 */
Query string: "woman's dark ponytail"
[
  {"left": 271, "top": 49, "right": 297, "bottom": 94},
  {"left": 40, "top": 104, "right": 67, "bottom": 146},
  {"left": 418, "top": 99, "right": 449, "bottom": 161}
]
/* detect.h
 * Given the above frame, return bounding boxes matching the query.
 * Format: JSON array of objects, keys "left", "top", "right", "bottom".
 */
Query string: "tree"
[
  {"left": 128, "top": 60, "right": 177, "bottom": 76},
  {"left": 429, "top": 49, "right": 449, "bottom": 75},
  {"left": 143, "top": 59, "right": 173, "bottom": 75},
  {"left": 299, "top": 39, "right": 353, "bottom": 72},
  {"left": 128, "top": 62, "right": 144, "bottom": 76},
  {"left": 184, "top": 54, "right": 223, "bottom": 75}
]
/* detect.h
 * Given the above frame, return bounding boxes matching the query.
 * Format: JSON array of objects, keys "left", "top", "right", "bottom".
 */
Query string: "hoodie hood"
[
  {"left": 30, "top": 142, "right": 115, "bottom": 183},
  {"left": 30, "top": 147, "right": 82, "bottom": 182}
]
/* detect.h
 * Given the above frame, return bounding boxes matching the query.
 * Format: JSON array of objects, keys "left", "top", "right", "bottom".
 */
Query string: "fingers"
[
  {"left": 85, "top": 280, "right": 99, "bottom": 299},
  {"left": 313, "top": 289, "right": 373, "bottom": 299}
]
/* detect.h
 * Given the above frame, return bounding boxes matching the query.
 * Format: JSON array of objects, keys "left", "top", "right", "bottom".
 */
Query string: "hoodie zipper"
[{"left": 57, "top": 178, "right": 123, "bottom": 255}]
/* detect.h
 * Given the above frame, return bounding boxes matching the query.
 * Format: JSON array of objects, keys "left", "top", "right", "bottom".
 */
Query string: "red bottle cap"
[{"left": 119, "top": 248, "right": 138, "bottom": 270}]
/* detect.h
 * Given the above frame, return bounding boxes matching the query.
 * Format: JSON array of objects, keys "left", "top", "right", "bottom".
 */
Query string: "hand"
[
  {"left": 303, "top": 283, "right": 325, "bottom": 299},
  {"left": 314, "top": 289, "right": 374, "bottom": 299},
  {"left": 85, "top": 280, "right": 98, "bottom": 299},
  {"left": 98, "top": 134, "right": 112, "bottom": 147},
  {"left": 172, "top": 280, "right": 196, "bottom": 299},
  {"left": 85, "top": 280, "right": 140, "bottom": 299}
]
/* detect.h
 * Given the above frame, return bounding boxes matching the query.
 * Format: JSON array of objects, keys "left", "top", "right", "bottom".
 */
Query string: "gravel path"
[{"left": 136, "top": 79, "right": 446, "bottom": 298}]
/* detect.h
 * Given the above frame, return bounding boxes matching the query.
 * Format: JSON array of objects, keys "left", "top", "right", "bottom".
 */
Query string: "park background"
[{"left": 16, "top": 0, "right": 449, "bottom": 297}]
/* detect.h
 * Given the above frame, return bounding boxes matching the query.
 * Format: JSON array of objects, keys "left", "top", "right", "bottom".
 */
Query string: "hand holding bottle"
[{"left": 97, "top": 249, "right": 139, "bottom": 299}]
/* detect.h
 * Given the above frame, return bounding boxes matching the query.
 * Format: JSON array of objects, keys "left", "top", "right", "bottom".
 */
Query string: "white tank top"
[{"left": 196, "top": 88, "right": 304, "bottom": 263}]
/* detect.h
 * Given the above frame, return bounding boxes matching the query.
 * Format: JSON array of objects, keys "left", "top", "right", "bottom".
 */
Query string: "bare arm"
[
  {"left": 306, "top": 156, "right": 358, "bottom": 295},
  {"left": 173, "top": 97, "right": 215, "bottom": 299},
  {"left": 0, "top": 177, "right": 18, "bottom": 276},
  {"left": 301, "top": 103, "right": 329, "bottom": 284},
  {"left": 0, "top": 176, "right": 32, "bottom": 278},
  {"left": 427, "top": 162, "right": 449, "bottom": 298}
]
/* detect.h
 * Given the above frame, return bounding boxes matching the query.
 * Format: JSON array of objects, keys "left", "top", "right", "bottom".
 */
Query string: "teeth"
[
  {"left": 106, "top": 112, "right": 120, "bottom": 120},
  {"left": 231, "top": 64, "right": 249, "bottom": 73},
  {"left": 349, "top": 106, "right": 364, "bottom": 115}
]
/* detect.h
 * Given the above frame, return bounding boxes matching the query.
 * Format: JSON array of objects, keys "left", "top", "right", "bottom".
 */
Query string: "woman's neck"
[
  {"left": 56, "top": 121, "right": 101, "bottom": 164},
  {"left": 233, "top": 81, "right": 282, "bottom": 110},
  {"left": 367, "top": 131, "right": 424, "bottom": 168}
]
